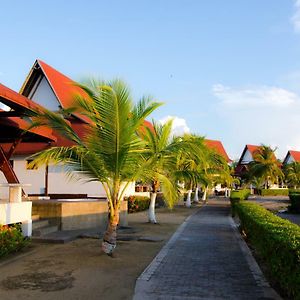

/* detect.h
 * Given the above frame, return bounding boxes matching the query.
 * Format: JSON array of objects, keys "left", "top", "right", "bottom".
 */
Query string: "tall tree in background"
[
  {"left": 248, "top": 145, "right": 283, "bottom": 189},
  {"left": 284, "top": 162, "right": 300, "bottom": 189}
]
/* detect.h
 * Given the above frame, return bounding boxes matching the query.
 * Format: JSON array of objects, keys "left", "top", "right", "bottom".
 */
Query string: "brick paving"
[{"left": 133, "top": 199, "right": 280, "bottom": 300}]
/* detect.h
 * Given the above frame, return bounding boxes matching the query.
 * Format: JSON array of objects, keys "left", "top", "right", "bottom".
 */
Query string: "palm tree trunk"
[
  {"left": 202, "top": 187, "right": 207, "bottom": 202},
  {"left": 193, "top": 187, "right": 199, "bottom": 203},
  {"left": 224, "top": 187, "right": 228, "bottom": 198},
  {"left": 186, "top": 190, "right": 192, "bottom": 207},
  {"left": 102, "top": 208, "right": 119, "bottom": 255},
  {"left": 148, "top": 192, "right": 157, "bottom": 223}
]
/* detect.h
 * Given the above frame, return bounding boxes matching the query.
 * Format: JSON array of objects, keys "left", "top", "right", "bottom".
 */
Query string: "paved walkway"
[{"left": 133, "top": 199, "right": 281, "bottom": 300}]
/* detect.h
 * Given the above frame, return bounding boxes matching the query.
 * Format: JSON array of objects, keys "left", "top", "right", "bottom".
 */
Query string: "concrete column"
[{"left": 21, "top": 219, "right": 32, "bottom": 237}]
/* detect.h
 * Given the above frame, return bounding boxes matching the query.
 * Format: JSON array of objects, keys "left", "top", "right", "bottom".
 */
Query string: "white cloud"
[
  {"left": 159, "top": 115, "right": 190, "bottom": 137},
  {"left": 212, "top": 83, "right": 300, "bottom": 159},
  {"left": 212, "top": 84, "right": 298, "bottom": 107},
  {"left": 291, "top": 0, "right": 300, "bottom": 33}
]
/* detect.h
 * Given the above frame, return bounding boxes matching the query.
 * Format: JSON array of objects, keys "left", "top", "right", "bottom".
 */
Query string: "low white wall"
[
  {"left": 0, "top": 201, "right": 32, "bottom": 225},
  {"left": 0, "top": 158, "right": 136, "bottom": 199}
]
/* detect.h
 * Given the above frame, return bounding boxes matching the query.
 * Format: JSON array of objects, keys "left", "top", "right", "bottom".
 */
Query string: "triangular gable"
[
  {"left": 20, "top": 60, "right": 89, "bottom": 123},
  {"left": 204, "top": 139, "right": 231, "bottom": 162},
  {"left": 237, "top": 144, "right": 260, "bottom": 165},
  {"left": 283, "top": 150, "right": 300, "bottom": 165}
]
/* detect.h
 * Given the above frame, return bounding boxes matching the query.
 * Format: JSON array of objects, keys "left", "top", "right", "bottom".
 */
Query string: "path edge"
[{"left": 229, "top": 216, "right": 282, "bottom": 300}]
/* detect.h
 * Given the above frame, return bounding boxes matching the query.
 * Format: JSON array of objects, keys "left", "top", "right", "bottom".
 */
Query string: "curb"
[{"left": 229, "top": 216, "right": 282, "bottom": 300}]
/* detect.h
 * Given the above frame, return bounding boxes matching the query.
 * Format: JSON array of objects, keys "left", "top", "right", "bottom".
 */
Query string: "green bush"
[
  {"left": 235, "top": 202, "right": 300, "bottom": 299},
  {"left": 0, "top": 224, "right": 29, "bottom": 258},
  {"left": 289, "top": 193, "right": 300, "bottom": 213},
  {"left": 230, "top": 189, "right": 250, "bottom": 201},
  {"left": 289, "top": 189, "right": 300, "bottom": 195},
  {"left": 125, "top": 196, "right": 150, "bottom": 213},
  {"left": 259, "top": 189, "right": 289, "bottom": 196}
]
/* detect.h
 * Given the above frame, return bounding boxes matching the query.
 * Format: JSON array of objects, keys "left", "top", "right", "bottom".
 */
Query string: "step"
[
  {"left": 32, "top": 225, "right": 59, "bottom": 237},
  {"left": 32, "top": 219, "right": 50, "bottom": 230},
  {"left": 31, "top": 234, "right": 76, "bottom": 244}
]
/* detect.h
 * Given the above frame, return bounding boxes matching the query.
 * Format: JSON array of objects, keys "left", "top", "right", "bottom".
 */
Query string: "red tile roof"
[
  {"left": 0, "top": 83, "right": 45, "bottom": 113},
  {"left": 287, "top": 150, "right": 300, "bottom": 163},
  {"left": 0, "top": 84, "right": 56, "bottom": 142},
  {"left": 245, "top": 144, "right": 261, "bottom": 155},
  {"left": 21, "top": 60, "right": 90, "bottom": 123},
  {"left": 204, "top": 139, "right": 230, "bottom": 162}
]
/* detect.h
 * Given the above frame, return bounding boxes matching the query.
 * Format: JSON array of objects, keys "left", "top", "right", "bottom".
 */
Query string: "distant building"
[
  {"left": 283, "top": 150, "right": 300, "bottom": 165},
  {"left": 204, "top": 139, "right": 231, "bottom": 163},
  {"left": 234, "top": 144, "right": 278, "bottom": 177}
]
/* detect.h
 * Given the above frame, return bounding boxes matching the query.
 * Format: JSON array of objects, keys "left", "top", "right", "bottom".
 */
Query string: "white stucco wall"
[
  {"left": 241, "top": 149, "right": 253, "bottom": 164},
  {"left": 47, "top": 166, "right": 106, "bottom": 197},
  {"left": 286, "top": 154, "right": 294, "bottom": 164},
  {"left": 0, "top": 156, "right": 46, "bottom": 198},
  {"left": 0, "top": 158, "right": 136, "bottom": 199},
  {"left": 30, "top": 76, "right": 60, "bottom": 111}
]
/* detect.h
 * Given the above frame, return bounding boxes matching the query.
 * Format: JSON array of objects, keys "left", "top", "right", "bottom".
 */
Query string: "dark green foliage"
[
  {"left": 235, "top": 202, "right": 300, "bottom": 299},
  {"left": 125, "top": 196, "right": 150, "bottom": 213},
  {"left": 289, "top": 189, "right": 300, "bottom": 195},
  {"left": 289, "top": 193, "right": 300, "bottom": 213},
  {"left": 0, "top": 224, "right": 29, "bottom": 258},
  {"left": 259, "top": 189, "right": 289, "bottom": 196}
]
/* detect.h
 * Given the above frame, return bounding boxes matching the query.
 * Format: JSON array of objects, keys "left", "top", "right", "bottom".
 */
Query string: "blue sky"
[{"left": 1, "top": 0, "right": 300, "bottom": 160}]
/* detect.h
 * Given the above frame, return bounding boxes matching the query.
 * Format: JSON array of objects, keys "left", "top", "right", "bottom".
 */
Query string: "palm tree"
[
  {"left": 174, "top": 135, "right": 209, "bottom": 206},
  {"left": 141, "top": 121, "right": 199, "bottom": 222},
  {"left": 248, "top": 145, "right": 283, "bottom": 189},
  {"left": 196, "top": 148, "right": 232, "bottom": 201},
  {"left": 29, "top": 79, "right": 161, "bottom": 255},
  {"left": 284, "top": 162, "right": 300, "bottom": 189}
]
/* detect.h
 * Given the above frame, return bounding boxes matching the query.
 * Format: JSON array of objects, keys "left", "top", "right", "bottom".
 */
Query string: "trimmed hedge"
[
  {"left": 289, "top": 194, "right": 300, "bottom": 213},
  {"left": 230, "top": 189, "right": 250, "bottom": 201},
  {"left": 125, "top": 196, "right": 150, "bottom": 213},
  {"left": 260, "top": 189, "right": 289, "bottom": 196},
  {"left": 0, "top": 224, "right": 29, "bottom": 259},
  {"left": 235, "top": 202, "right": 300, "bottom": 299}
]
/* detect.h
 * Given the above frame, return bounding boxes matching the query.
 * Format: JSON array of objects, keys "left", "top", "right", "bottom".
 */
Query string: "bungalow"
[
  {"left": 0, "top": 83, "right": 58, "bottom": 236},
  {"left": 0, "top": 60, "right": 135, "bottom": 199},
  {"left": 283, "top": 150, "right": 300, "bottom": 165},
  {"left": 235, "top": 144, "right": 267, "bottom": 177},
  {"left": 204, "top": 139, "right": 231, "bottom": 163}
]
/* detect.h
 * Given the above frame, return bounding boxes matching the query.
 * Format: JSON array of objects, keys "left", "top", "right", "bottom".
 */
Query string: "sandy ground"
[{"left": 0, "top": 205, "right": 199, "bottom": 300}]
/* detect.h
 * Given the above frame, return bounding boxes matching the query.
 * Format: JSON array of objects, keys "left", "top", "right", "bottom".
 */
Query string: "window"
[{"left": 26, "top": 160, "right": 38, "bottom": 170}]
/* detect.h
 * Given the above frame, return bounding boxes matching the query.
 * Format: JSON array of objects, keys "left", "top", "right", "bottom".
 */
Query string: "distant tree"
[
  {"left": 284, "top": 162, "right": 300, "bottom": 189},
  {"left": 248, "top": 145, "right": 283, "bottom": 189}
]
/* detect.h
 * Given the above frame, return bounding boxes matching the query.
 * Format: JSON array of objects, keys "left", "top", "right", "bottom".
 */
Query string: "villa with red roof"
[
  {"left": 204, "top": 139, "right": 231, "bottom": 163},
  {"left": 283, "top": 150, "right": 300, "bottom": 165},
  {"left": 0, "top": 60, "right": 137, "bottom": 199},
  {"left": 235, "top": 144, "right": 278, "bottom": 177}
]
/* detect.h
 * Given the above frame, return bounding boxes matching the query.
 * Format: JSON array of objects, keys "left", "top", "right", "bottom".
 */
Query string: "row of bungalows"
[
  {"left": 234, "top": 144, "right": 300, "bottom": 185},
  {"left": 0, "top": 59, "right": 231, "bottom": 200}
]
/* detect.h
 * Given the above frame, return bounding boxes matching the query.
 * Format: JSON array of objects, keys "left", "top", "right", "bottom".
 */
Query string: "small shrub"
[
  {"left": 230, "top": 189, "right": 250, "bottom": 201},
  {"left": 0, "top": 224, "right": 29, "bottom": 259},
  {"left": 289, "top": 193, "right": 300, "bottom": 213},
  {"left": 259, "top": 189, "right": 289, "bottom": 196},
  {"left": 289, "top": 189, "right": 300, "bottom": 195},
  {"left": 125, "top": 196, "right": 150, "bottom": 213},
  {"left": 235, "top": 202, "right": 300, "bottom": 299}
]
